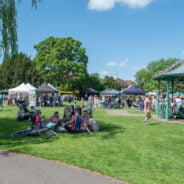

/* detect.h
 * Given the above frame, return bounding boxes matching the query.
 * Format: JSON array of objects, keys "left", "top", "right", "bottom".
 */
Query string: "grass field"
[{"left": 0, "top": 105, "right": 184, "bottom": 184}]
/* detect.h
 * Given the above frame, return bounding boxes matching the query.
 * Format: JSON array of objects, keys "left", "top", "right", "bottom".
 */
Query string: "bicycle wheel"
[
  {"left": 10, "top": 130, "right": 26, "bottom": 138},
  {"left": 39, "top": 129, "right": 58, "bottom": 138}
]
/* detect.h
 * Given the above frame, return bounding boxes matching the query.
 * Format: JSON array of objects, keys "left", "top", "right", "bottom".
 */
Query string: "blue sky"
[{"left": 15, "top": 0, "right": 184, "bottom": 80}]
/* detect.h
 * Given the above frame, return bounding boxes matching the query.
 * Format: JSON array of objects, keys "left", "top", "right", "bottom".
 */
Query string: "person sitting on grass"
[
  {"left": 33, "top": 110, "right": 45, "bottom": 127},
  {"left": 62, "top": 110, "right": 92, "bottom": 135},
  {"left": 48, "top": 111, "right": 60, "bottom": 124},
  {"left": 46, "top": 111, "right": 60, "bottom": 129},
  {"left": 29, "top": 106, "right": 36, "bottom": 121}
]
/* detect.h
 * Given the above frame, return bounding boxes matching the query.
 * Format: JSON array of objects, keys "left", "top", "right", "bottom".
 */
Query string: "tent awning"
[
  {"left": 85, "top": 88, "right": 99, "bottom": 94},
  {"left": 101, "top": 89, "right": 121, "bottom": 95},
  {"left": 0, "top": 89, "right": 9, "bottom": 93},
  {"left": 9, "top": 83, "right": 31, "bottom": 93},
  {"left": 122, "top": 85, "right": 146, "bottom": 95},
  {"left": 60, "top": 91, "right": 73, "bottom": 94},
  {"left": 36, "top": 84, "right": 58, "bottom": 93}
]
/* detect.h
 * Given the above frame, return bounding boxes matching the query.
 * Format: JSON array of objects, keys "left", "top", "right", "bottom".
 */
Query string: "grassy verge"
[{"left": 0, "top": 105, "right": 184, "bottom": 184}]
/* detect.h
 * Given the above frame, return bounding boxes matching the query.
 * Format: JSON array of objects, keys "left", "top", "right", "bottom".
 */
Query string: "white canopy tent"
[
  {"left": 9, "top": 83, "right": 37, "bottom": 94},
  {"left": 9, "top": 83, "right": 30, "bottom": 94},
  {"left": 9, "top": 83, "right": 37, "bottom": 106},
  {"left": 26, "top": 83, "right": 37, "bottom": 91}
]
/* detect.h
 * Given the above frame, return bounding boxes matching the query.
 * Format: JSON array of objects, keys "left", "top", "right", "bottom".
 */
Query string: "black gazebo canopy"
[
  {"left": 122, "top": 85, "right": 146, "bottom": 95},
  {"left": 85, "top": 88, "right": 99, "bottom": 94},
  {"left": 36, "top": 84, "right": 58, "bottom": 93}
]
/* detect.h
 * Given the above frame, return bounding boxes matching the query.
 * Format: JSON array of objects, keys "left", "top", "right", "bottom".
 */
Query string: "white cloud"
[
  {"left": 106, "top": 59, "right": 129, "bottom": 67},
  {"left": 132, "top": 66, "right": 146, "bottom": 70},
  {"left": 124, "top": 58, "right": 129, "bottom": 63},
  {"left": 88, "top": 0, "right": 154, "bottom": 11},
  {"left": 106, "top": 62, "right": 118, "bottom": 66},
  {"left": 181, "top": 50, "right": 184, "bottom": 56},
  {"left": 98, "top": 71, "right": 110, "bottom": 76},
  {"left": 119, "top": 62, "right": 127, "bottom": 67}
]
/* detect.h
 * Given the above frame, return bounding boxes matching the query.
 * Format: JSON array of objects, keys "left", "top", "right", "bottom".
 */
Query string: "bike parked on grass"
[{"left": 10, "top": 126, "right": 58, "bottom": 138}]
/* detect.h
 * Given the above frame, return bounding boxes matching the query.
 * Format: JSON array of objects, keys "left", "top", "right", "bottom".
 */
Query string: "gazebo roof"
[{"left": 154, "top": 59, "right": 184, "bottom": 80}]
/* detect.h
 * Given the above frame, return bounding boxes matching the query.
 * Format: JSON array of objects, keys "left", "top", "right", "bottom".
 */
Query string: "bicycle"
[{"left": 10, "top": 126, "right": 58, "bottom": 138}]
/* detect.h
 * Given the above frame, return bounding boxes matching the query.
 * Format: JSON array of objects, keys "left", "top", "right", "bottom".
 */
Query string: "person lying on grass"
[{"left": 62, "top": 110, "right": 93, "bottom": 135}]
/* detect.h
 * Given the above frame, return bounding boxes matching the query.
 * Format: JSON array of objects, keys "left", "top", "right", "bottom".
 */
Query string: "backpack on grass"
[
  {"left": 87, "top": 118, "right": 100, "bottom": 132},
  {"left": 63, "top": 105, "right": 74, "bottom": 121}
]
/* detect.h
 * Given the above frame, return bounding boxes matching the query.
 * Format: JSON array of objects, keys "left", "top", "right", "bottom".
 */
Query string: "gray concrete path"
[
  {"left": 107, "top": 109, "right": 184, "bottom": 124},
  {"left": 0, "top": 150, "right": 125, "bottom": 184}
]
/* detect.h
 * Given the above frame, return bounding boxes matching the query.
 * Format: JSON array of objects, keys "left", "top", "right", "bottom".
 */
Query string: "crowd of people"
[
  {"left": 125, "top": 96, "right": 157, "bottom": 112},
  {"left": 2, "top": 91, "right": 184, "bottom": 127},
  {"left": 29, "top": 106, "right": 95, "bottom": 135}
]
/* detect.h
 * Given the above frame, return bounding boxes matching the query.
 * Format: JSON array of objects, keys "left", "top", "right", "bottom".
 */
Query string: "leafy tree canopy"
[
  {"left": 34, "top": 36, "right": 88, "bottom": 90},
  {"left": 0, "top": 0, "right": 42, "bottom": 59},
  {"left": 86, "top": 73, "right": 105, "bottom": 91},
  {"left": 134, "top": 58, "right": 179, "bottom": 91},
  {"left": 0, "top": 52, "right": 43, "bottom": 89},
  {"left": 102, "top": 76, "right": 122, "bottom": 90}
]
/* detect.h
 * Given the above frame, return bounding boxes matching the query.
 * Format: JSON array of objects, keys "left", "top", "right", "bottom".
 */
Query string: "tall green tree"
[
  {"left": 13, "top": 52, "right": 43, "bottom": 86},
  {"left": 34, "top": 36, "right": 88, "bottom": 90},
  {"left": 0, "top": 0, "right": 17, "bottom": 58},
  {"left": 102, "top": 76, "right": 121, "bottom": 90},
  {"left": 0, "top": 55, "right": 16, "bottom": 88},
  {"left": 135, "top": 58, "right": 179, "bottom": 91},
  {"left": 0, "top": 52, "right": 43, "bottom": 88},
  {"left": 0, "top": 0, "right": 42, "bottom": 59},
  {"left": 87, "top": 73, "right": 105, "bottom": 91}
]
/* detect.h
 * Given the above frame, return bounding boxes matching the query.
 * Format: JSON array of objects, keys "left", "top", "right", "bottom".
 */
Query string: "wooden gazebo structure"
[{"left": 153, "top": 59, "right": 184, "bottom": 120}]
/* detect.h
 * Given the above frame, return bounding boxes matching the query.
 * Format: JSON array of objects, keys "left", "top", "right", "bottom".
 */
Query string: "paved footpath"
[
  {"left": 107, "top": 109, "right": 184, "bottom": 124},
  {"left": 0, "top": 150, "right": 125, "bottom": 184}
]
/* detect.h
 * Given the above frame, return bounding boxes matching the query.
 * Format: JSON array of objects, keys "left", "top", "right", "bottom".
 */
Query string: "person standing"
[
  {"left": 144, "top": 95, "right": 152, "bottom": 125},
  {"left": 49, "top": 94, "right": 54, "bottom": 107},
  {"left": 0, "top": 93, "right": 5, "bottom": 110},
  {"left": 81, "top": 98, "right": 85, "bottom": 108},
  {"left": 139, "top": 96, "right": 145, "bottom": 111},
  {"left": 73, "top": 96, "right": 77, "bottom": 107}
]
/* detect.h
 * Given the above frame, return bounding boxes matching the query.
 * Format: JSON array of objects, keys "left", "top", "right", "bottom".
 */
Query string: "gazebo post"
[
  {"left": 157, "top": 80, "right": 161, "bottom": 118},
  {"left": 171, "top": 80, "right": 174, "bottom": 103},
  {"left": 165, "top": 79, "right": 170, "bottom": 120}
]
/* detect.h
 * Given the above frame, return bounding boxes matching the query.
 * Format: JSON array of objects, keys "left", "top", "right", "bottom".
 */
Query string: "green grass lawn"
[{"left": 0, "top": 105, "right": 184, "bottom": 184}]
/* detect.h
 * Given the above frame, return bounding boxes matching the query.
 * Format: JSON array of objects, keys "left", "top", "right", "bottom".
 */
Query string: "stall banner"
[{"left": 29, "top": 90, "right": 36, "bottom": 107}]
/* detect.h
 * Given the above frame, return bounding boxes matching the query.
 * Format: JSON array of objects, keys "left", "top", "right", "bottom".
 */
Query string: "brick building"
[{"left": 116, "top": 78, "right": 135, "bottom": 91}]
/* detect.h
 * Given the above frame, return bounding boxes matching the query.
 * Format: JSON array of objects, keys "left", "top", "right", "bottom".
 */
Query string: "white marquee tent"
[
  {"left": 26, "top": 83, "right": 37, "bottom": 91},
  {"left": 9, "top": 83, "right": 37, "bottom": 94}
]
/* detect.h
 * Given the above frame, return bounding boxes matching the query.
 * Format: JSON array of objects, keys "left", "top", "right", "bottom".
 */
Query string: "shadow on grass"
[
  {"left": 0, "top": 116, "right": 126, "bottom": 149},
  {"left": 67, "top": 120, "right": 126, "bottom": 139},
  {"left": 0, "top": 117, "right": 57, "bottom": 149},
  {"left": 0, "top": 110, "right": 13, "bottom": 112},
  {"left": 149, "top": 122, "right": 160, "bottom": 126},
  {"left": 0, "top": 150, "right": 17, "bottom": 157},
  {"left": 97, "top": 120, "right": 126, "bottom": 139}
]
